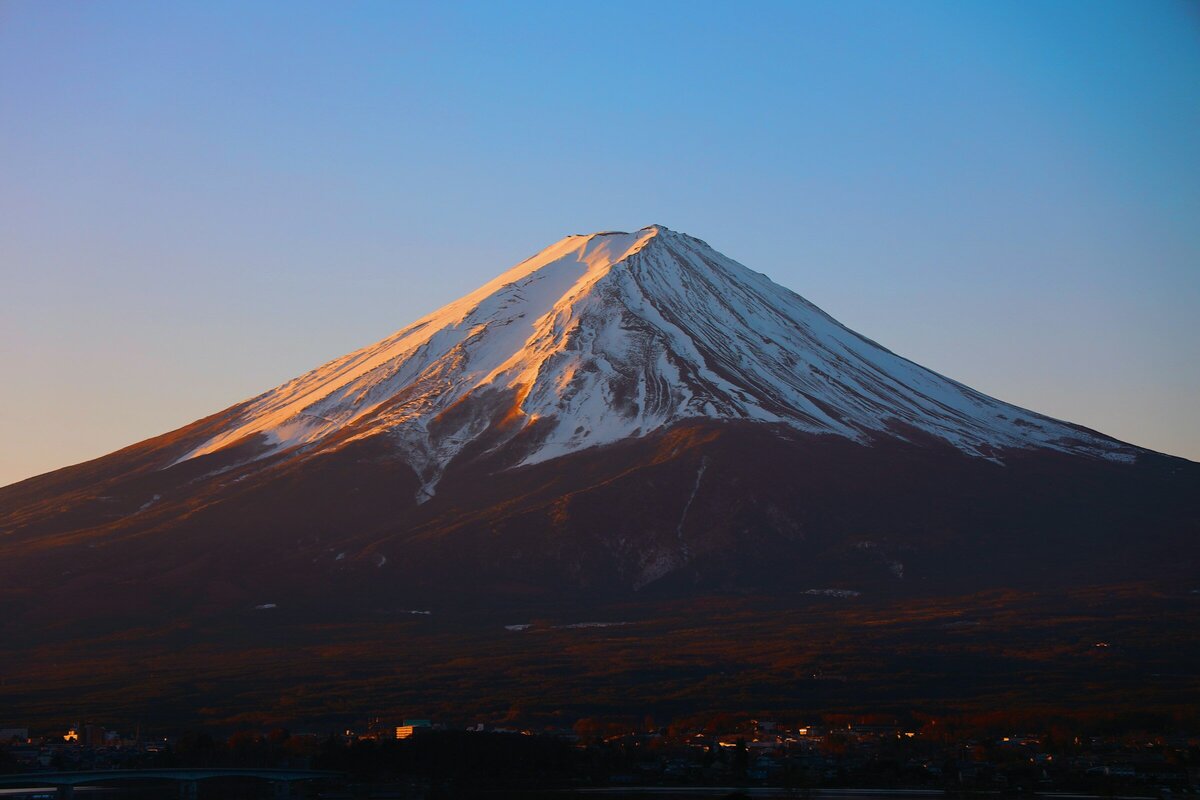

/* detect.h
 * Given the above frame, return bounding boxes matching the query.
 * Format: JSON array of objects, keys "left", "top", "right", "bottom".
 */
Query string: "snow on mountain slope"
[{"left": 181, "top": 225, "right": 1136, "bottom": 499}]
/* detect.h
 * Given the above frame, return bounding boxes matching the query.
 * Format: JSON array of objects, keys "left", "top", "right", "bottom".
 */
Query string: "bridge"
[{"left": 0, "top": 768, "right": 342, "bottom": 799}]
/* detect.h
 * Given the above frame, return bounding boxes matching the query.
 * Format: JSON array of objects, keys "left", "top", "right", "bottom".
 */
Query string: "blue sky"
[{"left": 2, "top": 0, "right": 1198, "bottom": 484}]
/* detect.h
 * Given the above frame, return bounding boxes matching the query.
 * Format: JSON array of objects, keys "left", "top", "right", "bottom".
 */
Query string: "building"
[{"left": 395, "top": 720, "right": 432, "bottom": 740}]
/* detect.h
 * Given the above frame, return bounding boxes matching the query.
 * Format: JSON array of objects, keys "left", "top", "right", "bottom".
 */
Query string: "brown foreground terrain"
[{"left": 3, "top": 582, "right": 1198, "bottom": 731}]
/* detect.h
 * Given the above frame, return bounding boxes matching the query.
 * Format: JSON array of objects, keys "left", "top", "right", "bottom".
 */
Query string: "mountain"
[
  {"left": 1, "top": 225, "right": 1196, "bottom": 729},
  {"left": 178, "top": 224, "right": 1136, "bottom": 503}
]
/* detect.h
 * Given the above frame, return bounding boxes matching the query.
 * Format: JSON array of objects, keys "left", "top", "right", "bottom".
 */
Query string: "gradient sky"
[{"left": 2, "top": 1, "right": 1198, "bottom": 486}]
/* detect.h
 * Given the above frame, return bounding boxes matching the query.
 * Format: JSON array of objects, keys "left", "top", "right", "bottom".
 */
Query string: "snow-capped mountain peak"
[{"left": 182, "top": 225, "right": 1136, "bottom": 500}]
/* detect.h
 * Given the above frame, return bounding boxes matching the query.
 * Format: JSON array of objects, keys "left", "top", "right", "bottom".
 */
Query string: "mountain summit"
[{"left": 181, "top": 225, "right": 1135, "bottom": 502}]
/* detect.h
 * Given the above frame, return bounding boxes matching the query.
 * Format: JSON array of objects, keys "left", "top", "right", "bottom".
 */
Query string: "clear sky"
[{"left": 2, "top": 1, "right": 1198, "bottom": 486}]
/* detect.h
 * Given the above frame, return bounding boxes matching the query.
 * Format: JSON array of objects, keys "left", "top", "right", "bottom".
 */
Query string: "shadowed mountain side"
[{"left": 1, "top": 420, "right": 1195, "bottom": 643}]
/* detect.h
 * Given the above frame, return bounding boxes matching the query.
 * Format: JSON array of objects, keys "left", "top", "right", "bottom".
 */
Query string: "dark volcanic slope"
[
  {"left": 1, "top": 419, "right": 1198, "bottom": 730},
  {"left": 1, "top": 420, "right": 1196, "bottom": 630}
]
